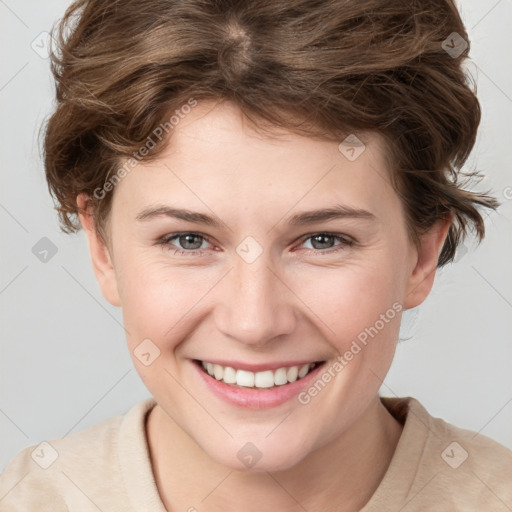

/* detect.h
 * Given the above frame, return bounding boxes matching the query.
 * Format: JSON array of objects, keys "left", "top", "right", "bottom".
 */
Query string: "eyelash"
[{"left": 157, "top": 232, "right": 354, "bottom": 257}]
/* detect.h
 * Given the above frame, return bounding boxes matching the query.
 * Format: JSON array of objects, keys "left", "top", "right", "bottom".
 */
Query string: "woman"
[{"left": 1, "top": 0, "right": 510, "bottom": 510}]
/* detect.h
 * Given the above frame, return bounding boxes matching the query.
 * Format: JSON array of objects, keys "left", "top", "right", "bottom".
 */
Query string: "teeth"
[
  {"left": 298, "top": 364, "right": 310, "bottom": 378},
  {"left": 236, "top": 369, "right": 255, "bottom": 387},
  {"left": 274, "top": 367, "right": 288, "bottom": 385},
  {"left": 223, "top": 366, "right": 237, "bottom": 384},
  {"left": 201, "top": 361, "right": 317, "bottom": 388},
  {"left": 254, "top": 370, "right": 274, "bottom": 388},
  {"left": 213, "top": 364, "right": 223, "bottom": 380},
  {"left": 287, "top": 365, "right": 298, "bottom": 382}
]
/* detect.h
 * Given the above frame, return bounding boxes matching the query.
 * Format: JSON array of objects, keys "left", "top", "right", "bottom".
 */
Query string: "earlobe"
[
  {"left": 403, "top": 215, "right": 453, "bottom": 310},
  {"left": 77, "top": 194, "right": 121, "bottom": 307}
]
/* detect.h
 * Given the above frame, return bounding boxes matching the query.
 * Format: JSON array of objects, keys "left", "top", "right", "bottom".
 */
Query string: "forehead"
[{"left": 111, "top": 100, "right": 399, "bottom": 223}]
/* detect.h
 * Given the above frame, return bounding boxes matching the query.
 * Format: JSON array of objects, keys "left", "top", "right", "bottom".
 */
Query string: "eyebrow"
[{"left": 135, "top": 204, "right": 376, "bottom": 227}]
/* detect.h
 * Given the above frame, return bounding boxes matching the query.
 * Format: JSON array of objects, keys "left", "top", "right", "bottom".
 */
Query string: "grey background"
[{"left": 1, "top": 0, "right": 511, "bottom": 472}]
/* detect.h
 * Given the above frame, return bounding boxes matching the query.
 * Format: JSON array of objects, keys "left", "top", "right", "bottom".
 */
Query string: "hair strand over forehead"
[{"left": 43, "top": 0, "right": 499, "bottom": 266}]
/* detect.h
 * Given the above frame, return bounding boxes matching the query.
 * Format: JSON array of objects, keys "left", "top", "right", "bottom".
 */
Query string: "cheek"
[
  {"left": 116, "top": 259, "right": 214, "bottom": 390},
  {"left": 116, "top": 230, "right": 408, "bottom": 358},
  {"left": 116, "top": 254, "right": 217, "bottom": 348},
  {"left": 330, "top": 280, "right": 399, "bottom": 354},
  {"left": 295, "top": 250, "right": 406, "bottom": 372},
  {"left": 302, "top": 250, "right": 404, "bottom": 324}
]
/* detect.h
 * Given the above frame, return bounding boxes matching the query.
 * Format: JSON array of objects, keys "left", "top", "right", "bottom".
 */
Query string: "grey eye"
[
  {"left": 308, "top": 234, "right": 336, "bottom": 250},
  {"left": 176, "top": 233, "right": 205, "bottom": 250}
]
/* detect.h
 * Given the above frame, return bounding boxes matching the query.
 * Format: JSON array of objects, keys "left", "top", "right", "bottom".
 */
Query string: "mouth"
[{"left": 193, "top": 359, "right": 326, "bottom": 390}]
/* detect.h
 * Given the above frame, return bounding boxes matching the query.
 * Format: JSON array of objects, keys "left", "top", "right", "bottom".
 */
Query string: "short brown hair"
[{"left": 43, "top": 0, "right": 499, "bottom": 266}]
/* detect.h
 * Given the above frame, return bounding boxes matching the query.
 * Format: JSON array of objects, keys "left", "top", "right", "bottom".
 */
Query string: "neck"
[{"left": 146, "top": 396, "right": 403, "bottom": 512}]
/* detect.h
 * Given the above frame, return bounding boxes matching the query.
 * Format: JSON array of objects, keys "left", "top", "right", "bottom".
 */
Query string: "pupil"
[
  {"left": 181, "top": 234, "right": 202, "bottom": 249},
  {"left": 312, "top": 234, "right": 332, "bottom": 249},
  {"left": 179, "top": 234, "right": 334, "bottom": 251}
]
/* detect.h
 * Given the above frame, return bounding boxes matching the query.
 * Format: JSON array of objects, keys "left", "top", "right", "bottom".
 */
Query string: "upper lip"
[{"left": 194, "top": 359, "right": 324, "bottom": 372}]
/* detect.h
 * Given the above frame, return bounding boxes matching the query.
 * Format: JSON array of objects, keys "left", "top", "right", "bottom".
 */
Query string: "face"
[{"left": 82, "top": 100, "right": 447, "bottom": 472}]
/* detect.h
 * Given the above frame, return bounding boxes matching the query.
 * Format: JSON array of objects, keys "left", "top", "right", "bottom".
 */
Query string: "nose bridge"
[{"left": 215, "top": 244, "right": 296, "bottom": 346}]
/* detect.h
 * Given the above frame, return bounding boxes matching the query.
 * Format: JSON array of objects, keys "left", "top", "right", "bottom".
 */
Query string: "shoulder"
[
  {"left": 406, "top": 396, "right": 512, "bottom": 474},
  {"left": 381, "top": 396, "right": 512, "bottom": 510},
  {"left": 0, "top": 398, "right": 156, "bottom": 511},
  {"left": 428, "top": 403, "right": 512, "bottom": 501}
]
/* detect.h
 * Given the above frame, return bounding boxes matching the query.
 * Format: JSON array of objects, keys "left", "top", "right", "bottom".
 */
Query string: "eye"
[
  {"left": 297, "top": 232, "right": 354, "bottom": 254},
  {"left": 158, "top": 231, "right": 354, "bottom": 257},
  {"left": 158, "top": 232, "right": 213, "bottom": 256}
]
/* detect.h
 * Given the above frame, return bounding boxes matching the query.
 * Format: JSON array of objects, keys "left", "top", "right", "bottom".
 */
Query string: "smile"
[{"left": 196, "top": 360, "right": 323, "bottom": 389}]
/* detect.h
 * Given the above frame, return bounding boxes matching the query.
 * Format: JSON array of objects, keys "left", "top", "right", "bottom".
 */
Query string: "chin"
[{"left": 201, "top": 432, "right": 314, "bottom": 473}]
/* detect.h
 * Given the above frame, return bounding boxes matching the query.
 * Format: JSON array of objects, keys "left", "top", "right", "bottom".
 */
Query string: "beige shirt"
[{"left": 1, "top": 396, "right": 511, "bottom": 511}]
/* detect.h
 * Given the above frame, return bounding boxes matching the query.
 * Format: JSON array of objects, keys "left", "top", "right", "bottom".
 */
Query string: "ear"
[
  {"left": 403, "top": 214, "right": 453, "bottom": 309},
  {"left": 77, "top": 194, "right": 121, "bottom": 307}
]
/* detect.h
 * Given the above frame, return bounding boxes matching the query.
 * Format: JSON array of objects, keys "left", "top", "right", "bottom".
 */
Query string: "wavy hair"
[{"left": 43, "top": 0, "right": 499, "bottom": 266}]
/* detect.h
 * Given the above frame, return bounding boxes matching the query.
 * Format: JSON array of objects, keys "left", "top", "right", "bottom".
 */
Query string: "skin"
[{"left": 78, "top": 99, "right": 451, "bottom": 511}]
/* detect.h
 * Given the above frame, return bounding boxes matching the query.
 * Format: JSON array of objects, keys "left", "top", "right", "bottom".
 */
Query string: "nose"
[{"left": 214, "top": 251, "right": 297, "bottom": 348}]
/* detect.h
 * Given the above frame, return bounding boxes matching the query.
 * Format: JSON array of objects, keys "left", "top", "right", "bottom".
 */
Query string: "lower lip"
[{"left": 192, "top": 360, "right": 326, "bottom": 410}]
